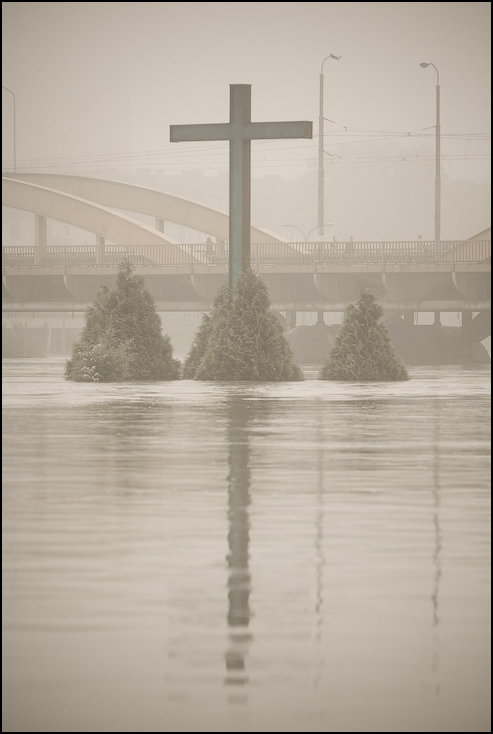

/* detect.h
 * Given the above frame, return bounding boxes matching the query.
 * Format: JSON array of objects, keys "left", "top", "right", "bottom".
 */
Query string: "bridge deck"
[
  {"left": 2, "top": 240, "right": 491, "bottom": 272},
  {"left": 3, "top": 241, "right": 490, "bottom": 320}
]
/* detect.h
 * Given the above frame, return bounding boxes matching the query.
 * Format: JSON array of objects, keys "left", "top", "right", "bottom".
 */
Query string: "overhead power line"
[{"left": 2, "top": 126, "right": 490, "bottom": 173}]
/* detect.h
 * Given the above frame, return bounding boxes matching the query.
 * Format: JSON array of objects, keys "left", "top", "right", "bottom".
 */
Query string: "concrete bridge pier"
[
  {"left": 96, "top": 235, "right": 105, "bottom": 266},
  {"left": 34, "top": 214, "right": 46, "bottom": 266},
  {"left": 469, "top": 310, "right": 491, "bottom": 342},
  {"left": 286, "top": 310, "right": 297, "bottom": 329},
  {"left": 45, "top": 321, "right": 66, "bottom": 355},
  {"left": 62, "top": 316, "right": 66, "bottom": 354},
  {"left": 404, "top": 310, "right": 414, "bottom": 327},
  {"left": 462, "top": 311, "right": 473, "bottom": 362}
]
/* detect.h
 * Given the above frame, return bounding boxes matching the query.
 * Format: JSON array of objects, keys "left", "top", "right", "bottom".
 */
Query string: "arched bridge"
[
  {"left": 2, "top": 174, "right": 490, "bottom": 343},
  {"left": 2, "top": 173, "right": 286, "bottom": 246}
]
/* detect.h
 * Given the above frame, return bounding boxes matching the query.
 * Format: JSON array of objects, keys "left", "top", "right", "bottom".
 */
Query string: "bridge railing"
[
  {"left": 2, "top": 240, "right": 490, "bottom": 270},
  {"left": 1, "top": 243, "right": 207, "bottom": 268},
  {"left": 250, "top": 240, "right": 491, "bottom": 266}
]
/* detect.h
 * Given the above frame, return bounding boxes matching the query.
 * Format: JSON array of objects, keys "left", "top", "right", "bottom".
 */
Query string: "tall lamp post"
[
  {"left": 420, "top": 61, "right": 440, "bottom": 244},
  {"left": 282, "top": 223, "right": 333, "bottom": 243},
  {"left": 319, "top": 53, "right": 341, "bottom": 241},
  {"left": 2, "top": 85, "right": 16, "bottom": 173}
]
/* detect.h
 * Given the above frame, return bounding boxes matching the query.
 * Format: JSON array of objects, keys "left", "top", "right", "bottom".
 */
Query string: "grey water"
[{"left": 2, "top": 358, "right": 491, "bottom": 733}]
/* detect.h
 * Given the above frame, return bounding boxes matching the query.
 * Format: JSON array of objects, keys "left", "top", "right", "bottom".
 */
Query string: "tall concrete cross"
[{"left": 170, "top": 84, "right": 312, "bottom": 286}]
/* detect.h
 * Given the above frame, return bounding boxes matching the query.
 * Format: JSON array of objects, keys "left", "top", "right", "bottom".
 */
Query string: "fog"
[
  {"left": 2, "top": 7, "right": 491, "bottom": 731},
  {"left": 2, "top": 2, "right": 491, "bottom": 240}
]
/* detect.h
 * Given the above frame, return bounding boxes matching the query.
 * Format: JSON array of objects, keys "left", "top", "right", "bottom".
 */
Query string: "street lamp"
[
  {"left": 319, "top": 53, "right": 341, "bottom": 241},
  {"left": 282, "top": 223, "right": 333, "bottom": 243},
  {"left": 420, "top": 61, "right": 440, "bottom": 244},
  {"left": 2, "top": 85, "right": 16, "bottom": 173}
]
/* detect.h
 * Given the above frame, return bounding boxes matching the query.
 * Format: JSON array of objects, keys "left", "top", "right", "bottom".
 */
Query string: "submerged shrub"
[
  {"left": 65, "top": 261, "right": 181, "bottom": 382},
  {"left": 319, "top": 289, "right": 409, "bottom": 381},
  {"left": 186, "top": 269, "right": 303, "bottom": 381}
]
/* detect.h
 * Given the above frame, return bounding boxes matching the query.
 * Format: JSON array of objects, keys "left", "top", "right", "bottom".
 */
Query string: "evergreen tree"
[
  {"left": 182, "top": 313, "right": 213, "bottom": 379},
  {"left": 66, "top": 261, "right": 181, "bottom": 381},
  {"left": 188, "top": 269, "right": 303, "bottom": 381},
  {"left": 319, "top": 289, "right": 409, "bottom": 381}
]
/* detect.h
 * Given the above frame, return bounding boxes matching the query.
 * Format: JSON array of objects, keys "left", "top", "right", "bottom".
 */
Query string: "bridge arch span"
[
  {"left": 2, "top": 178, "right": 182, "bottom": 251},
  {"left": 4, "top": 173, "right": 287, "bottom": 245}
]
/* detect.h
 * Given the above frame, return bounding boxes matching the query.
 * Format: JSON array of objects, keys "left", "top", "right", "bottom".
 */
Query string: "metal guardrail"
[{"left": 2, "top": 240, "right": 491, "bottom": 270}]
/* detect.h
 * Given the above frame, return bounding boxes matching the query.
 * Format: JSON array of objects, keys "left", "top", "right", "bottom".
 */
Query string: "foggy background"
[{"left": 2, "top": 2, "right": 491, "bottom": 243}]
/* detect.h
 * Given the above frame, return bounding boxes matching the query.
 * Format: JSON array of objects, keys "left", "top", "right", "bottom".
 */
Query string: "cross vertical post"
[
  {"left": 170, "top": 85, "right": 312, "bottom": 288},
  {"left": 229, "top": 85, "right": 251, "bottom": 283}
]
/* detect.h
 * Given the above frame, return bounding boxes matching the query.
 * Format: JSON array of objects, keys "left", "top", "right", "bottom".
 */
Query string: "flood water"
[{"left": 2, "top": 358, "right": 491, "bottom": 732}]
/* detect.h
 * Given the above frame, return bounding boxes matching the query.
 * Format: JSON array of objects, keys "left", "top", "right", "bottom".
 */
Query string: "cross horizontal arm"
[
  {"left": 170, "top": 123, "right": 235, "bottom": 142},
  {"left": 170, "top": 121, "right": 312, "bottom": 143},
  {"left": 247, "top": 121, "right": 312, "bottom": 140}
]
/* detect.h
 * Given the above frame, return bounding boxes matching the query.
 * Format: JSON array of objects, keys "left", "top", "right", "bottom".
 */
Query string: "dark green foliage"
[
  {"left": 2, "top": 322, "right": 47, "bottom": 357},
  {"left": 65, "top": 261, "right": 181, "bottom": 381},
  {"left": 182, "top": 313, "right": 213, "bottom": 379},
  {"left": 186, "top": 269, "right": 303, "bottom": 381},
  {"left": 65, "top": 329, "right": 132, "bottom": 382},
  {"left": 319, "top": 290, "right": 409, "bottom": 381}
]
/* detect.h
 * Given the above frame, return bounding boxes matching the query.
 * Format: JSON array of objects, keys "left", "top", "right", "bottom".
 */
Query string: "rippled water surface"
[{"left": 2, "top": 358, "right": 491, "bottom": 732}]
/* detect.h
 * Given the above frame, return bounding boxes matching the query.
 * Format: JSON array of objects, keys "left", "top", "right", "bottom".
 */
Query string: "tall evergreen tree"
[
  {"left": 188, "top": 269, "right": 303, "bottom": 381},
  {"left": 319, "top": 289, "right": 409, "bottom": 381},
  {"left": 182, "top": 313, "right": 213, "bottom": 379},
  {"left": 66, "top": 261, "right": 181, "bottom": 381}
]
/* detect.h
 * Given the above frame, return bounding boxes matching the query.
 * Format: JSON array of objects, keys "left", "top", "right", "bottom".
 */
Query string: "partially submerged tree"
[
  {"left": 66, "top": 261, "right": 181, "bottom": 381},
  {"left": 185, "top": 269, "right": 303, "bottom": 381},
  {"left": 319, "top": 289, "right": 409, "bottom": 381},
  {"left": 182, "top": 312, "right": 213, "bottom": 379}
]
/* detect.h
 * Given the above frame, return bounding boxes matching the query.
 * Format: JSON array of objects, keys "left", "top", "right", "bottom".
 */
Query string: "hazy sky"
[{"left": 2, "top": 2, "right": 491, "bottom": 240}]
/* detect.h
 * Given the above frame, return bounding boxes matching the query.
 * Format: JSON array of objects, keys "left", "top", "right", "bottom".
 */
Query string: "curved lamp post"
[
  {"left": 420, "top": 61, "right": 440, "bottom": 244},
  {"left": 2, "top": 85, "right": 16, "bottom": 173},
  {"left": 319, "top": 53, "right": 341, "bottom": 241},
  {"left": 282, "top": 223, "right": 333, "bottom": 243}
]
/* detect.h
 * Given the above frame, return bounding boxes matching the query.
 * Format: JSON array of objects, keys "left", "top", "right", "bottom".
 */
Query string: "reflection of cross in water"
[
  {"left": 171, "top": 85, "right": 312, "bottom": 286},
  {"left": 431, "top": 400, "right": 442, "bottom": 696},
  {"left": 224, "top": 397, "right": 253, "bottom": 689}
]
